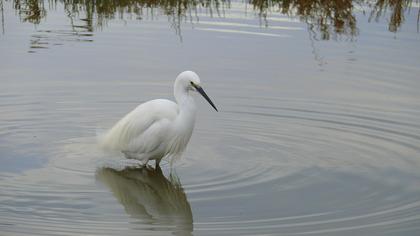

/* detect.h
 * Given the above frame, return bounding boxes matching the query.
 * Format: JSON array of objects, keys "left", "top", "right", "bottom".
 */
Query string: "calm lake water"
[{"left": 1, "top": 0, "right": 420, "bottom": 235}]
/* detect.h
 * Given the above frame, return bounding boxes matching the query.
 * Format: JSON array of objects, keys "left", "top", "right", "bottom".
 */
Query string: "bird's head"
[{"left": 175, "top": 71, "right": 218, "bottom": 112}]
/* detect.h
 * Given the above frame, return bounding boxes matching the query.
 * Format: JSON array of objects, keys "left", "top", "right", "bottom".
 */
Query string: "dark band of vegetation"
[{"left": 7, "top": 0, "right": 420, "bottom": 39}]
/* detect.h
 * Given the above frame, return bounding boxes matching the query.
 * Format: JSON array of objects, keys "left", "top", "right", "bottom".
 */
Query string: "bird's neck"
[
  {"left": 174, "top": 83, "right": 197, "bottom": 122},
  {"left": 177, "top": 93, "right": 196, "bottom": 114},
  {"left": 175, "top": 91, "right": 196, "bottom": 127}
]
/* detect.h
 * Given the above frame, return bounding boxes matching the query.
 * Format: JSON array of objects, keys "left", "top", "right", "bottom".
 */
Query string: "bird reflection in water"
[{"left": 96, "top": 166, "right": 193, "bottom": 236}]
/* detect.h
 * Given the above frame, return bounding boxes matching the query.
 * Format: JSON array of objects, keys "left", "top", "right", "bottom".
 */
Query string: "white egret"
[{"left": 100, "top": 71, "right": 218, "bottom": 167}]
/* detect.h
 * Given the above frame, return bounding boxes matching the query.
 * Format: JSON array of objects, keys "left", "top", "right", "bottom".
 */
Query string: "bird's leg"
[
  {"left": 155, "top": 159, "right": 161, "bottom": 169},
  {"left": 155, "top": 163, "right": 163, "bottom": 173}
]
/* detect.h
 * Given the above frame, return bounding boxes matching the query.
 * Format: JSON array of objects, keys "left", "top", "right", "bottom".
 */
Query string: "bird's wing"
[{"left": 99, "top": 99, "right": 178, "bottom": 153}]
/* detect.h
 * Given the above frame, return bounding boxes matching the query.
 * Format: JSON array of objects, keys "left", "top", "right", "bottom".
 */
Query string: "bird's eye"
[{"left": 190, "top": 81, "right": 194, "bottom": 86}]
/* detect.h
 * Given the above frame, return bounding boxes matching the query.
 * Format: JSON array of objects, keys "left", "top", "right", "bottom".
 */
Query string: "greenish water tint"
[{"left": 1, "top": 0, "right": 420, "bottom": 235}]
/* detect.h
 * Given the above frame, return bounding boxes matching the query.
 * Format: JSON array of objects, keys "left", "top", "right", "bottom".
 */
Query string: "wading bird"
[{"left": 100, "top": 71, "right": 218, "bottom": 167}]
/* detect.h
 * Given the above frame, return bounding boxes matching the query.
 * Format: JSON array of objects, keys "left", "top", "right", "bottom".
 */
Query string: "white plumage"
[{"left": 99, "top": 71, "right": 218, "bottom": 167}]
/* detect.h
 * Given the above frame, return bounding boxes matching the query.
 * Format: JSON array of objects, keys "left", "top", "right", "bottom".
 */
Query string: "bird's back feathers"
[{"left": 99, "top": 99, "right": 179, "bottom": 156}]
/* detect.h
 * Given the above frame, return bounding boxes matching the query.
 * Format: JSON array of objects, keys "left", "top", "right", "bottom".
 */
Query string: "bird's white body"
[{"left": 100, "top": 71, "right": 217, "bottom": 166}]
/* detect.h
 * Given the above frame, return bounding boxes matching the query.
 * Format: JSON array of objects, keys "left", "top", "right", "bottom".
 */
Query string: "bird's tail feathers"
[{"left": 97, "top": 127, "right": 121, "bottom": 152}]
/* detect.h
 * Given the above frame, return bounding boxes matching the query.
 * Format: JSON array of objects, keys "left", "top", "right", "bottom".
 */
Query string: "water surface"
[{"left": 1, "top": 0, "right": 420, "bottom": 235}]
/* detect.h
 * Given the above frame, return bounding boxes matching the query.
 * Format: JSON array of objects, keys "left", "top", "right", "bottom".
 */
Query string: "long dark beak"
[{"left": 193, "top": 84, "right": 218, "bottom": 112}]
